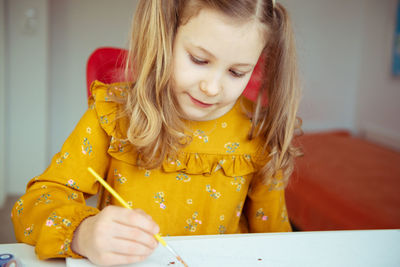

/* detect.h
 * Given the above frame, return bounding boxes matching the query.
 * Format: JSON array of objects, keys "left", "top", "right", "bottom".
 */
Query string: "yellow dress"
[{"left": 11, "top": 81, "right": 291, "bottom": 260}]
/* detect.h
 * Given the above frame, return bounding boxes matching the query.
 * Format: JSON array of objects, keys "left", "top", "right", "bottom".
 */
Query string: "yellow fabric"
[{"left": 11, "top": 81, "right": 291, "bottom": 260}]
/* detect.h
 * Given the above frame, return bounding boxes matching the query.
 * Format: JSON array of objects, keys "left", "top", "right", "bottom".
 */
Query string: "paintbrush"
[{"left": 87, "top": 167, "right": 188, "bottom": 267}]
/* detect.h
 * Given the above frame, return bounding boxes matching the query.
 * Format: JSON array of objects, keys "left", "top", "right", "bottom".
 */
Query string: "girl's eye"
[
  {"left": 189, "top": 54, "right": 208, "bottom": 65},
  {"left": 229, "top": 69, "right": 245, "bottom": 78},
  {"left": 189, "top": 53, "right": 245, "bottom": 78}
]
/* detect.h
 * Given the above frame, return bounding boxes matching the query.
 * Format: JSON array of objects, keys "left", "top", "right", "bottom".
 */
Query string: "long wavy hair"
[{"left": 123, "top": 0, "right": 302, "bottom": 186}]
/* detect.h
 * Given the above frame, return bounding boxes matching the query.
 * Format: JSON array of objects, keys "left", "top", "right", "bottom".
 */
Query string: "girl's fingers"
[
  {"left": 110, "top": 207, "right": 160, "bottom": 235},
  {"left": 79, "top": 207, "right": 160, "bottom": 266},
  {"left": 134, "top": 208, "right": 155, "bottom": 221},
  {"left": 109, "top": 237, "right": 155, "bottom": 256},
  {"left": 109, "top": 253, "right": 149, "bottom": 266},
  {"left": 112, "top": 223, "right": 158, "bottom": 249}
]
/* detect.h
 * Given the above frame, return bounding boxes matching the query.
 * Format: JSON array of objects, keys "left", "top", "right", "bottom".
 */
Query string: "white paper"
[
  {"left": 66, "top": 235, "right": 290, "bottom": 267},
  {"left": 66, "top": 231, "right": 400, "bottom": 267}
]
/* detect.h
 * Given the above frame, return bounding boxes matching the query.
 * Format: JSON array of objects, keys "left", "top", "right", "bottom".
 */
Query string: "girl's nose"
[{"left": 199, "top": 79, "right": 221, "bottom": 97}]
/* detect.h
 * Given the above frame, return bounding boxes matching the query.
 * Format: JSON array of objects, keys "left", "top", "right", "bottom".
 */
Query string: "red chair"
[
  {"left": 86, "top": 47, "right": 128, "bottom": 98},
  {"left": 86, "top": 47, "right": 263, "bottom": 101}
]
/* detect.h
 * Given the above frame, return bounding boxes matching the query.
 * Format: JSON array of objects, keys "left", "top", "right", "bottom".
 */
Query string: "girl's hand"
[{"left": 71, "top": 206, "right": 160, "bottom": 266}]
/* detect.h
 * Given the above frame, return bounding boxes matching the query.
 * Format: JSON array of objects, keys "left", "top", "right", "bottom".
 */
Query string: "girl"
[{"left": 12, "top": 0, "right": 301, "bottom": 266}]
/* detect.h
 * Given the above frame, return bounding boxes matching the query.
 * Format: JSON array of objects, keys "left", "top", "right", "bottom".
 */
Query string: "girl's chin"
[{"left": 180, "top": 107, "right": 213, "bottom": 121}]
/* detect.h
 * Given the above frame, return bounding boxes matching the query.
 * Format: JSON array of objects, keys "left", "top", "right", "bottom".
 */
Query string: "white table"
[
  {"left": 1, "top": 229, "right": 399, "bottom": 267},
  {"left": 0, "top": 243, "right": 64, "bottom": 266}
]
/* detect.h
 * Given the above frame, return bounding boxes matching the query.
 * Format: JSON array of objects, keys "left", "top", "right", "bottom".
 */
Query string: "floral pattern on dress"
[
  {"left": 56, "top": 152, "right": 69, "bottom": 164},
  {"left": 68, "top": 192, "right": 78, "bottom": 200},
  {"left": 110, "top": 86, "right": 127, "bottom": 97},
  {"left": 46, "top": 213, "right": 72, "bottom": 229},
  {"left": 224, "top": 142, "right": 239, "bottom": 153},
  {"left": 58, "top": 239, "right": 71, "bottom": 255},
  {"left": 176, "top": 172, "right": 191, "bottom": 182},
  {"left": 218, "top": 225, "right": 226, "bottom": 234},
  {"left": 24, "top": 224, "right": 34, "bottom": 237},
  {"left": 34, "top": 193, "right": 52, "bottom": 206},
  {"left": 109, "top": 136, "right": 128, "bottom": 152},
  {"left": 236, "top": 203, "right": 243, "bottom": 217},
  {"left": 206, "top": 185, "right": 221, "bottom": 199},
  {"left": 81, "top": 138, "right": 93, "bottom": 155},
  {"left": 281, "top": 209, "right": 288, "bottom": 222},
  {"left": 116, "top": 140, "right": 128, "bottom": 153},
  {"left": 280, "top": 196, "right": 289, "bottom": 223},
  {"left": 66, "top": 179, "right": 79, "bottom": 189},
  {"left": 105, "top": 195, "right": 112, "bottom": 206},
  {"left": 185, "top": 212, "right": 202, "bottom": 232},
  {"left": 114, "top": 169, "right": 127, "bottom": 184},
  {"left": 256, "top": 208, "right": 268, "bottom": 221},
  {"left": 15, "top": 199, "right": 24, "bottom": 215},
  {"left": 193, "top": 130, "right": 209, "bottom": 143},
  {"left": 231, "top": 176, "right": 245, "bottom": 191},
  {"left": 155, "top": 192, "right": 166, "bottom": 209},
  {"left": 99, "top": 115, "right": 109, "bottom": 124},
  {"left": 267, "top": 179, "right": 285, "bottom": 191},
  {"left": 109, "top": 136, "right": 116, "bottom": 150},
  {"left": 166, "top": 157, "right": 182, "bottom": 167},
  {"left": 213, "top": 159, "right": 226, "bottom": 172},
  {"left": 62, "top": 218, "right": 72, "bottom": 227}
]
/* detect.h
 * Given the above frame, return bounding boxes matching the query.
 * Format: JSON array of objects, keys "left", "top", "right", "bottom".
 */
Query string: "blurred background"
[{"left": 0, "top": 0, "right": 399, "bottom": 243}]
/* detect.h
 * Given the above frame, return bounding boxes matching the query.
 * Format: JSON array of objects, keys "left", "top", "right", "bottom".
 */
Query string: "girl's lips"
[{"left": 188, "top": 94, "right": 213, "bottom": 108}]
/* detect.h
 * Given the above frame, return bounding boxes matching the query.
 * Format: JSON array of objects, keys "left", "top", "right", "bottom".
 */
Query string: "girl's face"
[{"left": 172, "top": 8, "right": 266, "bottom": 121}]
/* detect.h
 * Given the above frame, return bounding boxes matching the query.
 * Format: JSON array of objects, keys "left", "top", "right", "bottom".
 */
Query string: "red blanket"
[{"left": 286, "top": 130, "right": 400, "bottom": 230}]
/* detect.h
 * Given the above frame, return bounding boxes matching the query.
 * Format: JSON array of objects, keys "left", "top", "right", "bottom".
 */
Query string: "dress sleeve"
[
  {"left": 11, "top": 106, "right": 111, "bottom": 259},
  {"left": 243, "top": 170, "right": 292, "bottom": 233}
]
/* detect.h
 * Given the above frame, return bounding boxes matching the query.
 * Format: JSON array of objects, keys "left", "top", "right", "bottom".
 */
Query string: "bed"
[{"left": 285, "top": 130, "right": 400, "bottom": 230}]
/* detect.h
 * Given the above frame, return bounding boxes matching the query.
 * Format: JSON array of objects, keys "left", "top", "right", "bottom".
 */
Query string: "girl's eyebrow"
[{"left": 192, "top": 44, "right": 255, "bottom": 68}]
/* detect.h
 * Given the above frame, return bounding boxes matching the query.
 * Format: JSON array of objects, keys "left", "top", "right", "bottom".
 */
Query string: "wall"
[
  {"left": 281, "top": 0, "right": 365, "bottom": 132},
  {"left": 49, "top": 0, "right": 137, "bottom": 158},
  {"left": 5, "top": 0, "right": 49, "bottom": 195},
  {"left": 356, "top": 0, "right": 400, "bottom": 150},
  {"left": 0, "top": 0, "right": 6, "bottom": 206}
]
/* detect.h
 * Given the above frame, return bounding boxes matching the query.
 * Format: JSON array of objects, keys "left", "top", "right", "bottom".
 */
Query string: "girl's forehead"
[
  {"left": 177, "top": 8, "right": 266, "bottom": 64},
  {"left": 182, "top": 7, "right": 265, "bottom": 32}
]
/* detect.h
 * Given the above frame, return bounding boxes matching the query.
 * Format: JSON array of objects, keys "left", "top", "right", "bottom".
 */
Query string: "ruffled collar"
[{"left": 90, "top": 80, "right": 267, "bottom": 177}]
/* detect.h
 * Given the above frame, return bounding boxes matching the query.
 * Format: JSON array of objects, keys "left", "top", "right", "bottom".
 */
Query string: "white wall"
[
  {"left": 282, "top": 0, "right": 400, "bottom": 148},
  {"left": 49, "top": 0, "right": 137, "bottom": 158},
  {"left": 4, "top": 0, "right": 400, "bottom": 195},
  {"left": 5, "top": 0, "right": 49, "bottom": 195},
  {"left": 0, "top": 0, "right": 6, "bottom": 206},
  {"left": 282, "top": 0, "right": 365, "bottom": 132},
  {"left": 356, "top": 0, "right": 400, "bottom": 150}
]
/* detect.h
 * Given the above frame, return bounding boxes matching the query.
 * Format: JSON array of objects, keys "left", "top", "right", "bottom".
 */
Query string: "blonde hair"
[{"left": 123, "top": 0, "right": 302, "bottom": 185}]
